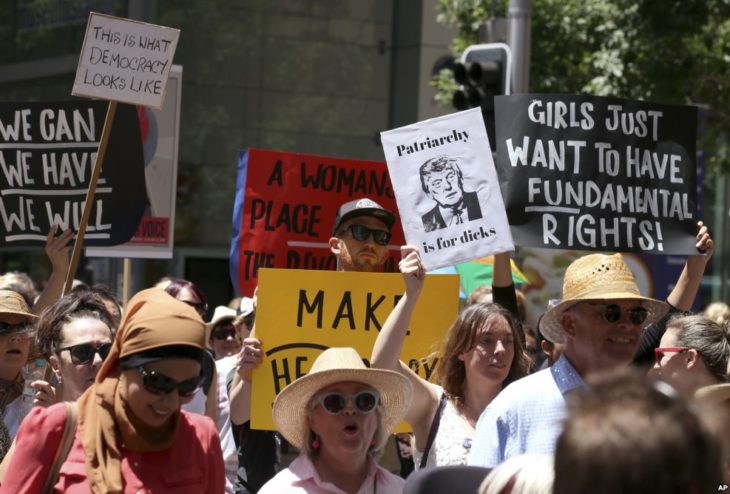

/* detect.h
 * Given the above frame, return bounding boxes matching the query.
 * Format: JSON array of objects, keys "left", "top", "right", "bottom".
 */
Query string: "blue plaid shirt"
[{"left": 469, "top": 354, "right": 585, "bottom": 468}]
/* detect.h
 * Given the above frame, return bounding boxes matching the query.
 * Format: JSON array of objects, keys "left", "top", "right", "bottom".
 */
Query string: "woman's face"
[
  {"left": 51, "top": 316, "right": 112, "bottom": 400},
  {"left": 0, "top": 316, "right": 30, "bottom": 381},
  {"left": 308, "top": 381, "right": 379, "bottom": 461},
  {"left": 459, "top": 314, "right": 515, "bottom": 384},
  {"left": 209, "top": 320, "right": 242, "bottom": 359},
  {"left": 121, "top": 358, "right": 202, "bottom": 428}
]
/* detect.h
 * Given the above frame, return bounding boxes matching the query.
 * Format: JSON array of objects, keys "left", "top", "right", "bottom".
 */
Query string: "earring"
[
  {"left": 370, "top": 438, "right": 376, "bottom": 446},
  {"left": 311, "top": 435, "right": 321, "bottom": 450}
]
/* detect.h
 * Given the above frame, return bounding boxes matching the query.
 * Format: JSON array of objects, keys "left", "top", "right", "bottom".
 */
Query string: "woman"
[
  {"left": 206, "top": 306, "right": 242, "bottom": 360},
  {"left": 31, "top": 291, "right": 115, "bottom": 406},
  {"left": 371, "top": 247, "right": 529, "bottom": 468},
  {"left": 651, "top": 314, "right": 730, "bottom": 398},
  {"left": 163, "top": 278, "right": 217, "bottom": 421},
  {"left": 0, "top": 288, "right": 225, "bottom": 493},
  {"left": 259, "top": 347, "right": 413, "bottom": 494}
]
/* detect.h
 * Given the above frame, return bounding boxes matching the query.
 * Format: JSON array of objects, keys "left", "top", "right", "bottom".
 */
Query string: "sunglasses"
[
  {"left": 312, "top": 390, "right": 380, "bottom": 415},
  {"left": 137, "top": 366, "right": 204, "bottom": 398},
  {"left": 0, "top": 322, "right": 29, "bottom": 335},
  {"left": 339, "top": 224, "right": 391, "bottom": 246},
  {"left": 57, "top": 342, "right": 112, "bottom": 365},
  {"left": 595, "top": 304, "right": 648, "bottom": 326},
  {"left": 654, "top": 346, "right": 690, "bottom": 365},
  {"left": 211, "top": 325, "right": 239, "bottom": 341}
]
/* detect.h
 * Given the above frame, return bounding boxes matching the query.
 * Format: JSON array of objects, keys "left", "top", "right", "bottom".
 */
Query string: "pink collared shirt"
[{"left": 258, "top": 454, "right": 405, "bottom": 494}]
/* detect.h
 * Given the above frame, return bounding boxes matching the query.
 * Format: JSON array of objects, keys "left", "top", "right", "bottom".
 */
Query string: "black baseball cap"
[{"left": 332, "top": 198, "right": 397, "bottom": 234}]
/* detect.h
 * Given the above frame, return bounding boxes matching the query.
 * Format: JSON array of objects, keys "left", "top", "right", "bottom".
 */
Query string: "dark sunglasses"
[
  {"left": 339, "top": 224, "right": 391, "bottom": 246},
  {"left": 57, "top": 342, "right": 112, "bottom": 365},
  {"left": 596, "top": 304, "right": 648, "bottom": 326},
  {"left": 654, "top": 346, "right": 690, "bottom": 365},
  {"left": 0, "top": 322, "right": 29, "bottom": 335},
  {"left": 312, "top": 390, "right": 380, "bottom": 415},
  {"left": 137, "top": 366, "right": 203, "bottom": 397},
  {"left": 211, "top": 325, "right": 239, "bottom": 341}
]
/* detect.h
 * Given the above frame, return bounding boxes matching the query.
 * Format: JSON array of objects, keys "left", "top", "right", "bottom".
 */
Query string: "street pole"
[{"left": 508, "top": 0, "right": 531, "bottom": 93}]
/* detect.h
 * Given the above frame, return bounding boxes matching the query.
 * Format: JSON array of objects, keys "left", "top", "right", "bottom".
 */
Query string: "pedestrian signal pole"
[{"left": 451, "top": 43, "right": 512, "bottom": 147}]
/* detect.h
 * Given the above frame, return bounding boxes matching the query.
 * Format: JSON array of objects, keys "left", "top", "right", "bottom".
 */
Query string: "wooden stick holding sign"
[
  {"left": 63, "top": 12, "right": 180, "bottom": 292},
  {"left": 63, "top": 101, "right": 116, "bottom": 294}
]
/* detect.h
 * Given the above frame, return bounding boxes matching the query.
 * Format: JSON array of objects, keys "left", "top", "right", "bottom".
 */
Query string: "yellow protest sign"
[{"left": 251, "top": 268, "right": 460, "bottom": 430}]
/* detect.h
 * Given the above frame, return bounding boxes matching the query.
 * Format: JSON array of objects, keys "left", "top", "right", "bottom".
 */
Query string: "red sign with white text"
[{"left": 232, "top": 149, "right": 405, "bottom": 296}]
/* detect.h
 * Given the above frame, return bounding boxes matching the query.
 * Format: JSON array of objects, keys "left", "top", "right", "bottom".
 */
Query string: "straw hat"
[
  {"left": 0, "top": 289, "right": 38, "bottom": 325},
  {"left": 272, "top": 347, "right": 413, "bottom": 450},
  {"left": 540, "top": 254, "right": 668, "bottom": 344}
]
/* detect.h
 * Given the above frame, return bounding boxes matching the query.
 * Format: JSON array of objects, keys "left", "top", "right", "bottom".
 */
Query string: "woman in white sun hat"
[{"left": 259, "top": 347, "right": 413, "bottom": 494}]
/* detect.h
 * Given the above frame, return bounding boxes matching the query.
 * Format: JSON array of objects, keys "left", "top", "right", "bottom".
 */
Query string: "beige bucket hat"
[
  {"left": 272, "top": 347, "right": 412, "bottom": 450},
  {"left": 540, "top": 253, "right": 668, "bottom": 344}
]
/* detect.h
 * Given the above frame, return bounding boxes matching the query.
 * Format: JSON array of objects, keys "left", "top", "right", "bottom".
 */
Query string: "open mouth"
[
  {"left": 343, "top": 424, "right": 359, "bottom": 435},
  {"left": 607, "top": 335, "right": 635, "bottom": 345}
]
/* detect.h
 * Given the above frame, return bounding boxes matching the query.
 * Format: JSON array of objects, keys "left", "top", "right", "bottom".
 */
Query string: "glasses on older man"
[
  {"left": 57, "top": 342, "right": 112, "bottom": 365},
  {"left": 339, "top": 224, "right": 391, "bottom": 246},
  {"left": 654, "top": 347, "right": 690, "bottom": 365},
  {"left": 312, "top": 390, "right": 380, "bottom": 415},
  {"left": 595, "top": 304, "right": 649, "bottom": 326}
]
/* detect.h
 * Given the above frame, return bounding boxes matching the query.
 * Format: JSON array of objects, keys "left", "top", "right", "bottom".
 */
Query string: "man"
[
  {"left": 419, "top": 156, "right": 482, "bottom": 232},
  {"left": 469, "top": 252, "right": 670, "bottom": 467},
  {"left": 329, "top": 197, "right": 396, "bottom": 272},
  {"left": 553, "top": 368, "right": 721, "bottom": 494}
]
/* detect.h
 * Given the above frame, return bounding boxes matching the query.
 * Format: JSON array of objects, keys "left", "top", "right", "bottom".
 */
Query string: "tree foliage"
[{"left": 434, "top": 0, "right": 730, "bottom": 173}]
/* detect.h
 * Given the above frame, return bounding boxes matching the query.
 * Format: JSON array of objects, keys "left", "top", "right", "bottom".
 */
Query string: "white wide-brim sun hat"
[{"left": 272, "top": 347, "right": 413, "bottom": 450}]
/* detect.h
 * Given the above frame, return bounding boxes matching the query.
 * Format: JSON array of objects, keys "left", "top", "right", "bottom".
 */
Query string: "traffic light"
[{"left": 451, "top": 43, "right": 511, "bottom": 146}]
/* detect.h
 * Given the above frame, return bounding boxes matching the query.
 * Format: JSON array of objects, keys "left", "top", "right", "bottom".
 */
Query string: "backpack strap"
[
  {"left": 419, "top": 393, "right": 447, "bottom": 469},
  {"left": 42, "top": 402, "right": 77, "bottom": 494}
]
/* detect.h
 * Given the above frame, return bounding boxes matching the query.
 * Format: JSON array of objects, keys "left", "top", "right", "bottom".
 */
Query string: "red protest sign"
[{"left": 231, "top": 148, "right": 404, "bottom": 296}]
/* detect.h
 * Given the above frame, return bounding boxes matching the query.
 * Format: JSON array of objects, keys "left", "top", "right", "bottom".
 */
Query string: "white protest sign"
[
  {"left": 381, "top": 108, "right": 514, "bottom": 271},
  {"left": 72, "top": 12, "right": 180, "bottom": 109}
]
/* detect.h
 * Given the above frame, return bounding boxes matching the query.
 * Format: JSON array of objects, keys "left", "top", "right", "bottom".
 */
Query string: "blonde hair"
[
  {"left": 479, "top": 454, "right": 554, "bottom": 494},
  {"left": 705, "top": 302, "right": 730, "bottom": 326}
]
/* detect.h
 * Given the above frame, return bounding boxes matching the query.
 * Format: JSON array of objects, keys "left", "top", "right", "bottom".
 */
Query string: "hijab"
[{"left": 76, "top": 288, "right": 206, "bottom": 493}]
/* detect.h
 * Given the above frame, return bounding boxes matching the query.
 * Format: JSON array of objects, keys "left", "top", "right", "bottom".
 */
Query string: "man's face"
[
  {"left": 424, "top": 167, "right": 463, "bottom": 208},
  {"left": 562, "top": 300, "right": 645, "bottom": 374},
  {"left": 329, "top": 216, "right": 389, "bottom": 272}
]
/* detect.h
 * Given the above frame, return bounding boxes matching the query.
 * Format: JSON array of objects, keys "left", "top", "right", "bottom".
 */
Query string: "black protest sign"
[
  {"left": 495, "top": 94, "right": 698, "bottom": 255},
  {"left": 0, "top": 101, "right": 146, "bottom": 246}
]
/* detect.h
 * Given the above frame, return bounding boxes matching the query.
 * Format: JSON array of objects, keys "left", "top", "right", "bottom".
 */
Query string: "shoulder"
[
  {"left": 179, "top": 410, "right": 218, "bottom": 443},
  {"left": 374, "top": 464, "right": 405, "bottom": 492},
  {"left": 257, "top": 466, "right": 302, "bottom": 494},
  {"left": 18, "top": 402, "right": 69, "bottom": 435},
  {"left": 489, "top": 369, "right": 556, "bottom": 412}
]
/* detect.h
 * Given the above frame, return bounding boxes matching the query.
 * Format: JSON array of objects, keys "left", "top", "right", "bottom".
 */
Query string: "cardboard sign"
[
  {"left": 380, "top": 108, "right": 514, "bottom": 271},
  {"left": 230, "top": 149, "right": 406, "bottom": 297},
  {"left": 495, "top": 94, "right": 698, "bottom": 254},
  {"left": 250, "top": 268, "right": 460, "bottom": 430},
  {"left": 86, "top": 66, "right": 182, "bottom": 259},
  {"left": 72, "top": 12, "right": 180, "bottom": 109},
  {"left": 0, "top": 102, "right": 146, "bottom": 246}
]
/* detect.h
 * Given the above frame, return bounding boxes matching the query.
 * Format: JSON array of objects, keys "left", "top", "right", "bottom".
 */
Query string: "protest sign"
[
  {"left": 495, "top": 94, "right": 698, "bottom": 254},
  {"left": 0, "top": 101, "right": 146, "bottom": 246},
  {"left": 230, "top": 149, "right": 405, "bottom": 296},
  {"left": 250, "top": 268, "right": 460, "bottom": 430},
  {"left": 380, "top": 108, "right": 514, "bottom": 271},
  {"left": 72, "top": 12, "right": 180, "bottom": 109},
  {"left": 86, "top": 65, "right": 182, "bottom": 259}
]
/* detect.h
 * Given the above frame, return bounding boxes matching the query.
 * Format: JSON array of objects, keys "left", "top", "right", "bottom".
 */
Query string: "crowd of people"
[{"left": 0, "top": 197, "right": 726, "bottom": 493}]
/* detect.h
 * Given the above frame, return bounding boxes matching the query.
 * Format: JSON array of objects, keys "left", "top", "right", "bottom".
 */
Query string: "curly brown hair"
[
  {"left": 435, "top": 303, "right": 529, "bottom": 407},
  {"left": 35, "top": 291, "right": 115, "bottom": 360}
]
